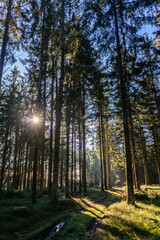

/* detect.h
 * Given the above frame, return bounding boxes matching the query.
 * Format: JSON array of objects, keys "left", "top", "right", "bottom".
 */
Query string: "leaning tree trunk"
[
  {"left": 113, "top": 0, "right": 134, "bottom": 204},
  {"left": 0, "top": 0, "right": 12, "bottom": 87}
]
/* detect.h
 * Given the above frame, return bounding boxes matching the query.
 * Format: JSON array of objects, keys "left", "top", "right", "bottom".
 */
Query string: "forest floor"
[{"left": 0, "top": 186, "right": 160, "bottom": 240}]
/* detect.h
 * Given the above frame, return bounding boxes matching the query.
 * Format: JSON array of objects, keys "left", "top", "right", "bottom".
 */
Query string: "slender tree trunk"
[
  {"left": 23, "top": 142, "right": 29, "bottom": 190},
  {"left": 99, "top": 117, "right": 104, "bottom": 191},
  {"left": 52, "top": 0, "right": 64, "bottom": 204},
  {"left": 113, "top": 0, "right": 134, "bottom": 204},
  {"left": 74, "top": 130, "right": 77, "bottom": 192},
  {"left": 71, "top": 114, "right": 74, "bottom": 194},
  {"left": 7, "top": 130, "right": 12, "bottom": 189},
  {"left": 65, "top": 102, "right": 70, "bottom": 198},
  {"left": 82, "top": 78, "right": 87, "bottom": 193},
  {"left": 127, "top": 99, "right": 141, "bottom": 191},
  {"left": 79, "top": 116, "right": 82, "bottom": 192},
  {"left": 0, "top": 126, "right": 9, "bottom": 190},
  {"left": 0, "top": 0, "right": 12, "bottom": 86},
  {"left": 139, "top": 126, "right": 150, "bottom": 186},
  {"left": 60, "top": 136, "right": 64, "bottom": 189},
  {"left": 106, "top": 125, "right": 111, "bottom": 188},
  {"left": 13, "top": 127, "right": 18, "bottom": 188},
  {"left": 27, "top": 145, "right": 32, "bottom": 190},
  {"left": 16, "top": 132, "right": 23, "bottom": 190},
  {"left": 32, "top": 131, "right": 39, "bottom": 203},
  {"left": 101, "top": 115, "right": 107, "bottom": 189},
  {"left": 40, "top": 34, "right": 48, "bottom": 193},
  {"left": 48, "top": 54, "right": 55, "bottom": 196},
  {"left": 32, "top": 1, "right": 46, "bottom": 202},
  {"left": 153, "top": 127, "right": 160, "bottom": 184}
]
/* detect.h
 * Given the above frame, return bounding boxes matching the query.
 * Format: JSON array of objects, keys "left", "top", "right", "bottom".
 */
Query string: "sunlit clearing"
[{"left": 33, "top": 116, "right": 39, "bottom": 123}]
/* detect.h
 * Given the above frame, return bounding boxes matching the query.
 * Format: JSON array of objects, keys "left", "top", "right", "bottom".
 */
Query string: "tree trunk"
[
  {"left": 101, "top": 115, "right": 107, "bottom": 189},
  {"left": 127, "top": 98, "right": 141, "bottom": 191},
  {"left": 23, "top": 142, "right": 29, "bottom": 190},
  {"left": 52, "top": 0, "right": 64, "bottom": 204},
  {"left": 106, "top": 124, "right": 111, "bottom": 188},
  {"left": 27, "top": 145, "right": 32, "bottom": 190},
  {"left": 65, "top": 103, "right": 70, "bottom": 198},
  {"left": 82, "top": 78, "right": 87, "bottom": 193},
  {"left": 74, "top": 130, "right": 77, "bottom": 192},
  {"left": 40, "top": 33, "right": 48, "bottom": 193},
  {"left": 139, "top": 126, "right": 150, "bottom": 186},
  {"left": 60, "top": 136, "right": 64, "bottom": 189},
  {"left": 71, "top": 114, "right": 74, "bottom": 194},
  {"left": 99, "top": 117, "right": 104, "bottom": 191},
  {"left": 153, "top": 127, "right": 160, "bottom": 184},
  {"left": 0, "top": 126, "right": 9, "bottom": 190},
  {"left": 13, "top": 127, "right": 19, "bottom": 189},
  {"left": 78, "top": 116, "right": 82, "bottom": 192},
  {"left": 48, "top": 54, "right": 55, "bottom": 196},
  {"left": 113, "top": 0, "right": 134, "bottom": 204}
]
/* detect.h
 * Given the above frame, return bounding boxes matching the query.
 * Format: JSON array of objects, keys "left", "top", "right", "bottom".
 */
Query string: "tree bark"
[
  {"left": 139, "top": 126, "right": 150, "bottom": 186},
  {"left": 74, "top": 130, "right": 77, "bottom": 192},
  {"left": 153, "top": 127, "right": 160, "bottom": 184},
  {"left": 48, "top": 54, "right": 55, "bottom": 196},
  {"left": 23, "top": 142, "right": 29, "bottom": 190},
  {"left": 113, "top": 0, "right": 134, "bottom": 204},
  {"left": 52, "top": 0, "right": 65, "bottom": 204},
  {"left": 101, "top": 115, "right": 107, "bottom": 189},
  {"left": 106, "top": 124, "right": 111, "bottom": 188},
  {"left": 71, "top": 115, "right": 74, "bottom": 194},
  {"left": 0, "top": 126, "right": 9, "bottom": 189},
  {"left": 99, "top": 117, "right": 104, "bottom": 191},
  {"left": 78, "top": 116, "right": 82, "bottom": 192},
  {"left": 82, "top": 78, "right": 87, "bottom": 193},
  {"left": 65, "top": 102, "right": 70, "bottom": 198}
]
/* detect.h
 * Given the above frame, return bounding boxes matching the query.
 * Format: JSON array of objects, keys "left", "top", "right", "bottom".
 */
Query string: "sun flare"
[{"left": 33, "top": 116, "right": 39, "bottom": 123}]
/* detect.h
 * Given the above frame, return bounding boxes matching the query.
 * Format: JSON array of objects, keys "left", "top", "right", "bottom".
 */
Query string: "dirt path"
[
  {"left": 30, "top": 190, "right": 121, "bottom": 240},
  {"left": 84, "top": 193, "right": 121, "bottom": 240}
]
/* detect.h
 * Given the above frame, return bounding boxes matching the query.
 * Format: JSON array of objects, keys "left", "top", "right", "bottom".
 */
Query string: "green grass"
[
  {"left": 0, "top": 189, "right": 80, "bottom": 240},
  {"left": 91, "top": 185, "right": 160, "bottom": 240},
  {"left": 0, "top": 186, "right": 160, "bottom": 240}
]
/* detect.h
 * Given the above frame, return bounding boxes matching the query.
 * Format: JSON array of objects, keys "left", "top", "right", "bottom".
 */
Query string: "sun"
[{"left": 33, "top": 116, "right": 39, "bottom": 123}]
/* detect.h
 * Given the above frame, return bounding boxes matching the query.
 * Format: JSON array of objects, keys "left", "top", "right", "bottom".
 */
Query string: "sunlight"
[{"left": 32, "top": 116, "right": 39, "bottom": 123}]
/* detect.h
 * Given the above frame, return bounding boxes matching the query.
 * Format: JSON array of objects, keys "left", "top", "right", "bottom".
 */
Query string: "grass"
[
  {"left": 91, "top": 185, "right": 160, "bottom": 240},
  {"left": 0, "top": 189, "right": 80, "bottom": 240},
  {"left": 0, "top": 186, "right": 160, "bottom": 240}
]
